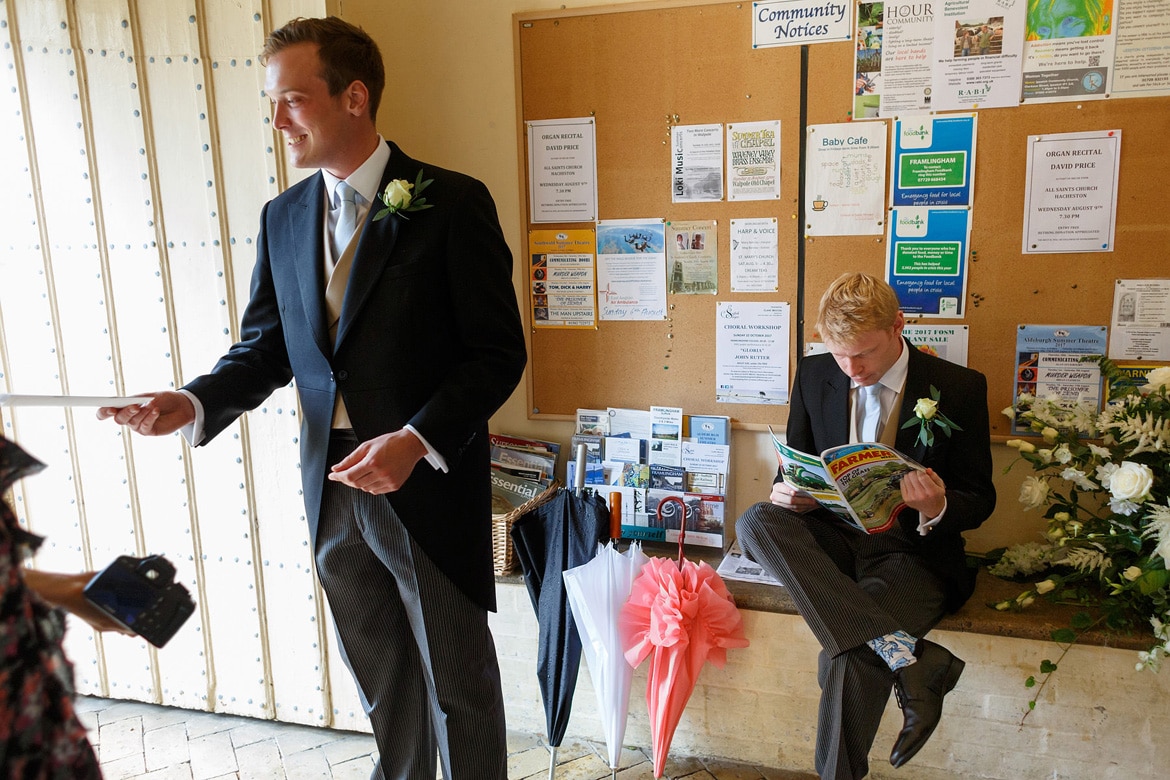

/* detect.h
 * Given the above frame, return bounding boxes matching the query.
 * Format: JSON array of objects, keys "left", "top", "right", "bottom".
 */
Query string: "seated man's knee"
[{"left": 736, "top": 501, "right": 776, "bottom": 549}]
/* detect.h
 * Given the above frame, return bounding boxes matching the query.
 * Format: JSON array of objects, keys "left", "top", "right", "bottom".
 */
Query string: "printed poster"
[
  {"left": 891, "top": 114, "right": 976, "bottom": 208},
  {"left": 1021, "top": 0, "right": 1116, "bottom": 103},
  {"left": 671, "top": 124, "right": 724, "bottom": 203},
  {"left": 730, "top": 218, "right": 779, "bottom": 292},
  {"left": 715, "top": 301, "right": 791, "bottom": 405},
  {"left": 727, "top": 120, "right": 781, "bottom": 201},
  {"left": 806, "top": 122, "right": 887, "bottom": 236},
  {"left": 528, "top": 229, "right": 596, "bottom": 329},
  {"left": 667, "top": 219, "right": 718, "bottom": 294},
  {"left": 931, "top": 0, "right": 1026, "bottom": 111},
  {"left": 1012, "top": 324, "right": 1108, "bottom": 433},
  {"left": 903, "top": 324, "right": 970, "bottom": 366},
  {"left": 1109, "top": 278, "right": 1170, "bottom": 361},
  {"left": 596, "top": 220, "right": 667, "bottom": 321},
  {"left": 1020, "top": 0, "right": 1170, "bottom": 100},
  {"left": 886, "top": 207, "right": 972, "bottom": 318},
  {"left": 1113, "top": 0, "right": 1170, "bottom": 97},
  {"left": 853, "top": 1, "right": 935, "bottom": 120},
  {"left": 1022, "top": 129, "right": 1121, "bottom": 253},
  {"left": 527, "top": 117, "right": 597, "bottom": 223},
  {"left": 809, "top": 325, "right": 970, "bottom": 367}
]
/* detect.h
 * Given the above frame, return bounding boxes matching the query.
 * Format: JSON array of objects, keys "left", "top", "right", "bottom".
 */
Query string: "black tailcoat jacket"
[
  {"left": 781, "top": 341, "right": 996, "bottom": 611},
  {"left": 185, "top": 141, "right": 527, "bottom": 611}
]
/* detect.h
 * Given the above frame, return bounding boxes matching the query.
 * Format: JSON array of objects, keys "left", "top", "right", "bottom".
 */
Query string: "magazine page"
[
  {"left": 716, "top": 539, "right": 782, "bottom": 586},
  {"left": 820, "top": 444, "right": 923, "bottom": 534},
  {"left": 767, "top": 427, "right": 858, "bottom": 528}
]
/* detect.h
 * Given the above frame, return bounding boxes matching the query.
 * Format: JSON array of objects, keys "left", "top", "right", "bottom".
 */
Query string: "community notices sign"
[{"left": 752, "top": 0, "right": 852, "bottom": 49}]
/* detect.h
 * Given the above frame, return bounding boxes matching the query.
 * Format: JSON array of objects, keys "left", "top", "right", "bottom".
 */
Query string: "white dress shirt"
[{"left": 849, "top": 341, "right": 944, "bottom": 535}]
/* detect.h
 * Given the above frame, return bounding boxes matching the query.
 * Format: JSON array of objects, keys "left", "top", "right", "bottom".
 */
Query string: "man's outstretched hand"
[{"left": 96, "top": 391, "right": 195, "bottom": 437}]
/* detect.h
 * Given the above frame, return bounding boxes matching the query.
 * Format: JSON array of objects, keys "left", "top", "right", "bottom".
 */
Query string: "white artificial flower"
[
  {"left": 1108, "top": 460, "right": 1155, "bottom": 502},
  {"left": 1110, "top": 498, "right": 1142, "bottom": 516},
  {"left": 987, "top": 541, "right": 1059, "bottom": 578},
  {"left": 1053, "top": 444, "right": 1073, "bottom": 464},
  {"left": 1037, "top": 448, "right": 1054, "bottom": 464},
  {"left": 1002, "top": 405, "right": 1016, "bottom": 421},
  {"left": 1042, "top": 426, "right": 1059, "bottom": 443},
  {"left": 1060, "top": 467, "right": 1097, "bottom": 491},
  {"left": 1064, "top": 546, "right": 1110, "bottom": 574},
  {"left": 1019, "top": 476, "right": 1049, "bottom": 510},
  {"left": 1124, "top": 566, "right": 1143, "bottom": 581},
  {"left": 1089, "top": 443, "right": 1112, "bottom": 459},
  {"left": 1137, "top": 649, "right": 1161, "bottom": 672},
  {"left": 1141, "top": 504, "right": 1170, "bottom": 569},
  {"left": 1005, "top": 438, "right": 1035, "bottom": 452},
  {"left": 1035, "top": 579, "right": 1057, "bottom": 594},
  {"left": 1144, "top": 366, "right": 1170, "bottom": 392},
  {"left": 1054, "top": 511, "right": 1070, "bottom": 522},
  {"left": 1096, "top": 461, "right": 1119, "bottom": 486}
]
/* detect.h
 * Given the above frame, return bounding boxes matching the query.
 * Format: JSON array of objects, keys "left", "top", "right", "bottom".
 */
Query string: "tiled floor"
[{"left": 77, "top": 695, "right": 815, "bottom": 779}]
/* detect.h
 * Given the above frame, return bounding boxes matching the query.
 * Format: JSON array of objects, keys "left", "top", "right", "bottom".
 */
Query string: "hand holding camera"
[{"left": 83, "top": 554, "right": 196, "bottom": 647}]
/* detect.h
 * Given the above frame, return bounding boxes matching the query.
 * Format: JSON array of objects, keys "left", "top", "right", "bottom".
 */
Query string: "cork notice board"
[{"left": 515, "top": 1, "right": 1170, "bottom": 436}]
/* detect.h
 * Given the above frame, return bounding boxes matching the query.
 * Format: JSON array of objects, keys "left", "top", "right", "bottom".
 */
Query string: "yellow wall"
[{"left": 0, "top": 0, "right": 1037, "bottom": 728}]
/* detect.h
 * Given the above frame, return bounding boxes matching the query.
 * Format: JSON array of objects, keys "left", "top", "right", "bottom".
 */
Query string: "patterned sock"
[{"left": 867, "top": 630, "right": 918, "bottom": 671}]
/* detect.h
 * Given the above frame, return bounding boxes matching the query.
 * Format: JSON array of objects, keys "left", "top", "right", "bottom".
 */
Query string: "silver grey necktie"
[
  {"left": 333, "top": 181, "right": 358, "bottom": 261},
  {"left": 861, "top": 383, "right": 882, "bottom": 442}
]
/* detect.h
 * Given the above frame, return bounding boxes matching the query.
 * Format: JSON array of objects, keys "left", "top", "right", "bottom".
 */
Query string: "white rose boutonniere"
[
  {"left": 900, "top": 384, "right": 963, "bottom": 446},
  {"left": 373, "top": 169, "right": 434, "bottom": 221}
]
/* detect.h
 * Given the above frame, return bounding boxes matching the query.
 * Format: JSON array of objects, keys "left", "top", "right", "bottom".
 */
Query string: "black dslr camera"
[{"left": 83, "top": 554, "right": 195, "bottom": 648}]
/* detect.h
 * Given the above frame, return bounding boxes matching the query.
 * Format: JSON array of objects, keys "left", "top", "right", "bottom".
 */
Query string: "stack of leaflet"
[
  {"left": 488, "top": 433, "right": 560, "bottom": 514},
  {"left": 567, "top": 407, "right": 731, "bottom": 548}
]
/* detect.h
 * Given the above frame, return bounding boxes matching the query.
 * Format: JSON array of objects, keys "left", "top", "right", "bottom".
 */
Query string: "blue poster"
[
  {"left": 891, "top": 114, "right": 977, "bottom": 207},
  {"left": 886, "top": 207, "right": 971, "bottom": 318}
]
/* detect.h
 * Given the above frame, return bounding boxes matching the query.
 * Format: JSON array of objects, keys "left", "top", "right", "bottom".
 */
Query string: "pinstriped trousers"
[
  {"left": 316, "top": 431, "right": 507, "bottom": 780},
  {"left": 737, "top": 502, "right": 947, "bottom": 780}
]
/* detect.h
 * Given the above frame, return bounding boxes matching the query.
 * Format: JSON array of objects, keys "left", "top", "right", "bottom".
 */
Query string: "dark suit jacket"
[
  {"left": 184, "top": 141, "right": 527, "bottom": 611},
  {"left": 778, "top": 340, "right": 996, "bottom": 611}
]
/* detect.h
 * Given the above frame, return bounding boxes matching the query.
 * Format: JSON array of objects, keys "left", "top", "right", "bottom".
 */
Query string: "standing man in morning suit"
[
  {"left": 737, "top": 273, "right": 995, "bottom": 779},
  {"left": 98, "top": 17, "right": 526, "bottom": 780}
]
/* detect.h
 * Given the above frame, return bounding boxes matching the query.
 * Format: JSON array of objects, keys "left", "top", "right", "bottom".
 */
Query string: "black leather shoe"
[{"left": 889, "top": 639, "right": 965, "bottom": 768}]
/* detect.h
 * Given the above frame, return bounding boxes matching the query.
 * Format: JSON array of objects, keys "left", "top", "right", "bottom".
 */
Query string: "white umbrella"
[{"left": 562, "top": 540, "right": 649, "bottom": 776}]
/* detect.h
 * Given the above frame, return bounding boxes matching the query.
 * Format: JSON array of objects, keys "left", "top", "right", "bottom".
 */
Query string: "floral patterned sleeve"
[{"left": 0, "top": 436, "right": 101, "bottom": 778}]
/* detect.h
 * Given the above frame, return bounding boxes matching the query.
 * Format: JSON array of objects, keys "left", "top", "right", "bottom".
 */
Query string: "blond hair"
[{"left": 815, "top": 272, "right": 901, "bottom": 345}]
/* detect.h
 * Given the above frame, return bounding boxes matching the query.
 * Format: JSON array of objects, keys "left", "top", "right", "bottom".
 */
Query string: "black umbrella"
[{"left": 510, "top": 483, "right": 608, "bottom": 777}]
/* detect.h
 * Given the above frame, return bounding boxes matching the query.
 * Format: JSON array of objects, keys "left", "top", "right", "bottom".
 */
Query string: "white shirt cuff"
[
  {"left": 177, "top": 389, "right": 206, "bottom": 446},
  {"left": 917, "top": 499, "right": 947, "bottom": 536},
  {"left": 405, "top": 424, "right": 448, "bottom": 473}
]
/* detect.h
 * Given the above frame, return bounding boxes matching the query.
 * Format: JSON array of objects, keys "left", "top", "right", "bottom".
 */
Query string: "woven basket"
[{"left": 492, "top": 480, "right": 560, "bottom": 576}]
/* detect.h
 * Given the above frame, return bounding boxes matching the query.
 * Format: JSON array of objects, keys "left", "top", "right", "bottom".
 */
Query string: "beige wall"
[{"left": 343, "top": 0, "right": 1038, "bottom": 553}]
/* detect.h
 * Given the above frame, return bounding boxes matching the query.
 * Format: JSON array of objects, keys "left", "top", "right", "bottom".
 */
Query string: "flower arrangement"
[
  {"left": 900, "top": 385, "right": 962, "bottom": 446},
  {"left": 993, "top": 357, "right": 1170, "bottom": 716},
  {"left": 373, "top": 169, "right": 433, "bottom": 221}
]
